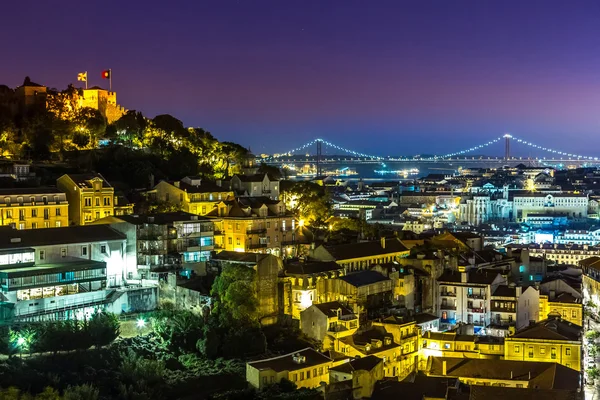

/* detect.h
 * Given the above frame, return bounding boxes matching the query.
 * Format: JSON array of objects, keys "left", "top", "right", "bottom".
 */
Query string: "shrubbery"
[{"left": 6, "top": 312, "right": 119, "bottom": 355}]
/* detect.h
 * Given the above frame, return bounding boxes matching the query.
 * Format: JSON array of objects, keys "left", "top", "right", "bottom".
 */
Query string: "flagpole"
[
  {"left": 85, "top": 71, "right": 88, "bottom": 90},
  {"left": 109, "top": 68, "right": 112, "bottom": 91}
]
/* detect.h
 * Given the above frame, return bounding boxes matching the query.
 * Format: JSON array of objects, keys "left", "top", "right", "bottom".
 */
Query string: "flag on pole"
[
  {"left": 101, "top": 70, "right": 111, "bottom": 79},
  {"left": 77, "top": 72, "right": 87, "bottom": 82}
]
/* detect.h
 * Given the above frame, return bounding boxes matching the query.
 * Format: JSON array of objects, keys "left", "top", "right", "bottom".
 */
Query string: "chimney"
[
  {"left": 381, "top": 237, "right": 386, "bottom": 249},
  {"left": 510, "top": 371, "right": 513, "bottom": 379},
  {"left": 174, "top": 181, "right": 180, "bottom": 188},
  {"left": 516, "top": 286, "right": 522, "bottom": 297},
  {"left": 216, "top": 179, "right": 222, "bottom": 187},
  {"left": 442, "top": 360, "right": 447, "bottom": 376},
  {"left": 149, "top": 173, "right": 155, "bottom": 188}
]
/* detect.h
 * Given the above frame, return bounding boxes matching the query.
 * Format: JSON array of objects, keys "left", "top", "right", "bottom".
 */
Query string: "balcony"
[
  {"left": 468, "top": 307, "right": 485, "bottom": 313},
  {"left": 246, "top": 228, "right": 267, "bottom": 235},
  {"left": 213, "top": 230, "right": 224, "bottom": 236},
  {"left": 440, "top": 291, "right": 456, "bottom": 297},
  {"left": 467, "top": 293, "right": 486, "bottom": 300},
  {"left": 440, "top": 304, "right": 456, "bottom": 310}
]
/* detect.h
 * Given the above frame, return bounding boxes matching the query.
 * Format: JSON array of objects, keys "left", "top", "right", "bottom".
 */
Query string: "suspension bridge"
[{"left": 261, "top": 134, "right": 599, "bottom": 171}]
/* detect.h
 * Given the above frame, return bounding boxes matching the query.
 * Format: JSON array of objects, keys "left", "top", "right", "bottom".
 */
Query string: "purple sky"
[{"left": 3, "top": 0, "right": 600, "bottom": 156}]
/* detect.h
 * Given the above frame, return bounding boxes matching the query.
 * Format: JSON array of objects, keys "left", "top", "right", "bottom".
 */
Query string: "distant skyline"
[{"left": 2, "top": 0, "right": 600, "bottom": 157}]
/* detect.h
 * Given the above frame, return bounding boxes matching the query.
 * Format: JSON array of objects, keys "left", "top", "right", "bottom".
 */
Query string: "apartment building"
[
  {"left": 284, "top": 261, "right": 345, "bottom": 319},
  {"left": 150, "top": 176, "right": 234, "bottom": 216},
  {"left": 504, "top": 316, "right": 581, "bottom": 371},
  {"left": 300, "top": 301, "right": 358, "bottom": 348},
  {"left": 581, "top": 256, "right": 600, "bottom": 306},
  {"left": 57, "top": 173, "right": 115, "bottom": 225},
  {"left": 230, "top": 173, "right": 280, "bottom": 200},
  {"left": 210, "top": 197, "right": 300, "bottom": 257},
  {"left": 437, "top": 269, "right": 506, "bottom": 331},
  {"left": 0, "top": 188, "right": 68, "bottom": 229},
  {"left": 0, "top": 225, "right": 156, "bottom": 322},
  {"left": 246, "top": 348, "right": 337, "bottom": 390},
  {"left": 310, "top": 238, "right": 410, "bottom": 272},
  {"left": 488, "top": 285, "right": 520, "bottom": 337},
  {"left": 93, "top": 212, "right": 215, "bottom": 280}
]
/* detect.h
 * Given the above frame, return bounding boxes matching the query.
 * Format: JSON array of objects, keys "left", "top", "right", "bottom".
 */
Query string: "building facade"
[
  {"left": 0, "top": 188, "right": 68, "bottom": 230},
  {"left": 57, "top": 173, "right": 115, "bottom": 225}
]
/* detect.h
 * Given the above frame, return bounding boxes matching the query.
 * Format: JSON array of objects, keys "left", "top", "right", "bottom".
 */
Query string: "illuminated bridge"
[{"left": 261, "top": 134, "right": 600, "bottom": 172}]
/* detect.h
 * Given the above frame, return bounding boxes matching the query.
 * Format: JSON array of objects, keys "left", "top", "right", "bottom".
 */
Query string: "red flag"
[{"left": 101, "top": 70, "right": 111, "bottom": 79}]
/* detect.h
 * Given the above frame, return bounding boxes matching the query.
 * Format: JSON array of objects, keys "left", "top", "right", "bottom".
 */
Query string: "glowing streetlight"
[
  {"left": 16, "top": 337, "right": 26, "bottom": 347},
  {"left": 136, "top": 318, "right": 146, "bottom": 329}
]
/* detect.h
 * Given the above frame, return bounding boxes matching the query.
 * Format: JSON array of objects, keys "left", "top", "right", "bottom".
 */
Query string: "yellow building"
[
  {"left": 151, "top": 177, "right": 234, "bottom": 216},
  {"left": 0, "top": 188, "right": 68, "bottom": 229},
  {"left": 210, "top": 198, "right": 301, "bottom": 257},
  {"left": 309, "top": 238, "right": 410, "bottom": 272},
  {"left": 427, "top": 357, "right": 579, "bottom": 389},
  {"left": 504, "top": 316, "right": 581, "bottom": 371},
  {"left": 246, "top": 348, "right": 338, "bottom": 390},
  {"left": 539, "top": 293, "right": 582, "bottom": 326},
  {"left": 57, "top": 173, "right": 115, "bottom": 225}
]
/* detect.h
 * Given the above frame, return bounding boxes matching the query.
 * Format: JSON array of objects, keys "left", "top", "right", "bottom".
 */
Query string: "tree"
[
  {"left": 281, "top": 181, "right": 331, "bottom": 227},
  {"left": 87, "top": 312, "right": 120, "bottom": 348}
]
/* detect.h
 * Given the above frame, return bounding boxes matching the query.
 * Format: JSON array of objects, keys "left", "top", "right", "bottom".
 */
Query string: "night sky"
[{"left": 3, "top": 0, "right": 600, "bottom": 157}]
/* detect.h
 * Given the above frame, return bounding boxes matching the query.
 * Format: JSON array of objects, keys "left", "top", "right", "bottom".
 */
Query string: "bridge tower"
[
  {"left": 316, "top": 139, "right": 322, "bottom": 176},
  {"left": 504, "top": 134, "right": 512, "bottom": 161}
]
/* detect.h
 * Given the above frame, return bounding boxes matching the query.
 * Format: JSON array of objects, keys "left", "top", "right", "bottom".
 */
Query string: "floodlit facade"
[
  {"left": 57, "top": 173, "right": 116, "bottom": 225},
  {"left": 0, "top": 188, "right": 68, "bottom": 230},
  {"left": 150, "top": 176, "right": 234, "bottom": 216},
  {"left": 0, "top": 225, "right": 156, "bottom": 323}
]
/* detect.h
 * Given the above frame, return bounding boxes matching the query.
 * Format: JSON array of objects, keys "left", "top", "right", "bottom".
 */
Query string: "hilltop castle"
[{"left": 12, "top": 77, "right": 126, "bottom": 124}]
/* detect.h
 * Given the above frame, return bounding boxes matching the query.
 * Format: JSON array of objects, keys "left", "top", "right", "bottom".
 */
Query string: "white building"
[
  {"left": 0, "top": 225, "right": 156, "bottom": 322},
  {"left": 512, "top": 193, "right": 588, "bottom": 223},
  {"left": 437, "top": 269, "right": 506, "bottom": 331}
]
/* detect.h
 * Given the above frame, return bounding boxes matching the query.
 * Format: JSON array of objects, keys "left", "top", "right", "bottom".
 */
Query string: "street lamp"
[{"left": 136, "top": 318, "right": 146, "bottom": 329}]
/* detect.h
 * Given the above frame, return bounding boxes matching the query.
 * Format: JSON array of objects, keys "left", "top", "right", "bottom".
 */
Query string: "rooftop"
[
  {"left": 509, "top": 317, "right": 581, "bottom": 340},
  {"left": 0, "top": 187, "right": 64, "bottom": 195},
  {"left": 247, "top": 348, "right": 331, "bottom": 372},
  {"left": 110, "top": 212, "right": 212, "bottom": 225},
  {"left": 321, "top": 238, "right": 409, "bottom": 261},
  {"left": 437, "top": 269, "right": 502, "bottom": 285},
  {"left": 428, "top": 357, "right": 579, "bottom": 390},
  {"left": 285, "top": 261, "right": 343, "bottom": 275},
  {"left": 63, "top": 173, "right": 111, "bottom": 188},
  {"left": 339, "top": 270, "right": 390, "bottom": 287},
  {"left": 0, "top": 259, "right": 106, "bottom": 278},
  {"left": 468, "top": 386, "right": 579, "bottom": 400},
  {"left": 0, "top": 225, "right": 125, "bottom": 250},
  {"left": 211, "top": 250, "right": 272, "bottom": 264},
  {"left": 329, "top": 355, "right": 382, "bottom": 374},
  {"left": 311, "top": 301, "right": 354, "bottom": 318}
]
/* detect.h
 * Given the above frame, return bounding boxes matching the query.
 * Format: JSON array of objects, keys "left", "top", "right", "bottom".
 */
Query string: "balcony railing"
[
  {"left": 467, "top": 294, "right": 486, "bottom": 299},
  {"left": 440, "top": 292, "right": 456, "bottom": 297},
  {"left": 440, "top": 304, "right": 456, "bottom": 310},
  {"left": 468, "top": 307, "right": 485, "bottom": 313}
]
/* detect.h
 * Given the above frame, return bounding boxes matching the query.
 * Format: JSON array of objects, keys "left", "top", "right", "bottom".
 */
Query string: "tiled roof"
[
  {"left": 311, "top": 301, "right": 354, "bottom": 318},
  {"left": 372, "top": 373, "right": 455, "bottom": 400},
  {"left": 339, "top": 270, "right": 390, "bottom": 287},
  {"left": 0, "top": 187, "right": 64, "bottom": 195},
  {"left": 510, "top": 317, "right": 580, "bottom": 341},
  {"left": 0, "top": 225, "right": 125, "bottom": 249},
  {"left": 176, "top": 180, "right": 230, "bottom": 194},
  {"left": 247, "top": 348, "right": 331, "bottom": 372},
  {"left": 492, "top": 285, "right": 516, "bottom": 297},
  {"left": 211, "top": 251, "right": 272, "bottom": 264},
  {"left": 64, "top": 173, "right": 111, "bottom": 188},
  {"left": 429, "top": 357, "right": 579, "bottom": 389},
  {"left": 437, "top": 269, "right": 502, "bottom": 285},
  {"left": 285, "top": 261, "right": 342, "bottom": 275},
  {"left": 322, "top": 238, "right": 408, "bottom": 261},
  {"left": 330, "top": 355, "right": 382, "bottom": 374},
  {"left": 112, "top": 212, "right": 212, "bottom": 225}
]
